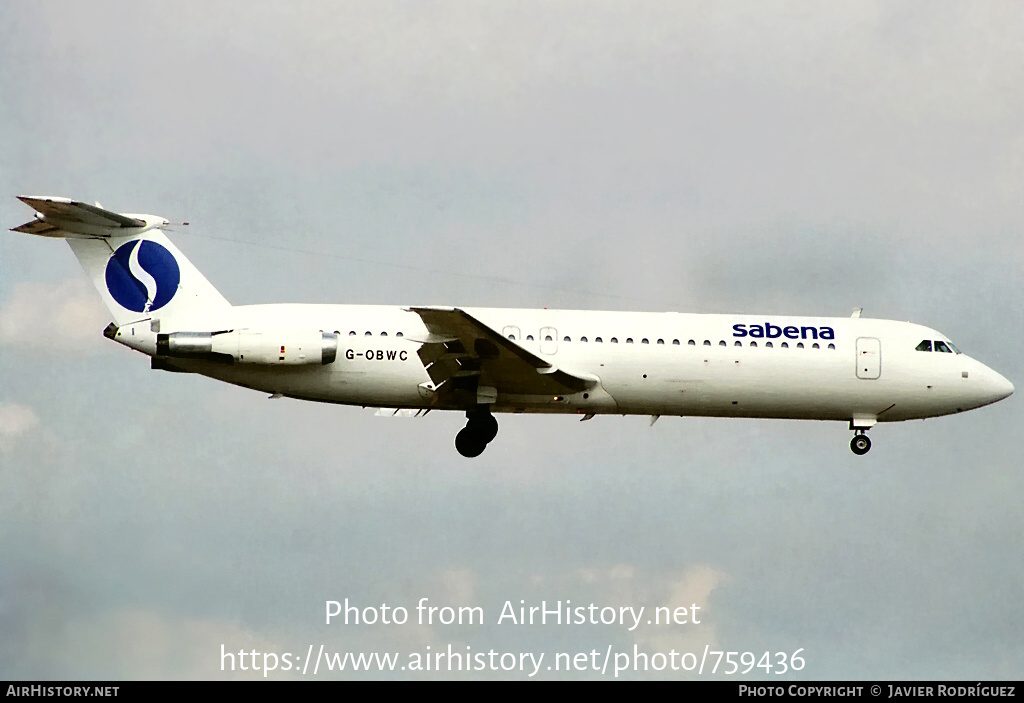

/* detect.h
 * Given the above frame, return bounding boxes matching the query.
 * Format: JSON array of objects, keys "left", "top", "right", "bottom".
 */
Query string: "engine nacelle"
[{"left": 157, "top": 330, "right": 338, "bottom": 365}]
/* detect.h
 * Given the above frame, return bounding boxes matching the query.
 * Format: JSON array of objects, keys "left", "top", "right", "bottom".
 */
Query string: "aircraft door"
[
  {"left": 540, "top": 326, "right": 558, "bottom": 355},
  {"left": 502, "top": 325, "right": 521, "bottom": 341},
  {"left": 856, "top": 337, "right": 881, "bottom": 379}
]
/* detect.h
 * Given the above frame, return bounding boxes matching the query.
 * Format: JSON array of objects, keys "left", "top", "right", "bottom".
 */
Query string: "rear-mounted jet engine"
[{"left": 156, "top": 330, "right": 338, "bottom": 365}]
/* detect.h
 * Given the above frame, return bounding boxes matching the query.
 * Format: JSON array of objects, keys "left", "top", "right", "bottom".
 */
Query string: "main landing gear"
[
  {"left": 455, "top": 409, "right": 499, "bottom": 458},
  {"left": 850, "top": 431, "right": 872, "bottom": 456}
]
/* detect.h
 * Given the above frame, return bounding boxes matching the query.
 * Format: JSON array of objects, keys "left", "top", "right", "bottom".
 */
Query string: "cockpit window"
[
  {"left": 934, "top": 341, "right": 952, "bottom": 353},
  {"left": 916, "top": 340, "right": 932, "bottom": 352},
  {"left": 946, "top": 341, "right": 961, "bottom": 354}
]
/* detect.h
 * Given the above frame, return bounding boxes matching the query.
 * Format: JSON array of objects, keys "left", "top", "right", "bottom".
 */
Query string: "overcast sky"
[{"left": 1, "top": 1, "right": 1022, "bottom": 680}]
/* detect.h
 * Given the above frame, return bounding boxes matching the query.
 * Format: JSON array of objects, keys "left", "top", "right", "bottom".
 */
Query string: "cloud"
[
  {"left": 440, "top": 568, "right": 478, "bottom": 606},
  {"left": 40, "top": 608, "right": 290, "bottom": 680},
  {"left": 632, "top": 565, "right": 729, "bottom": 659},
  {"left": 0, "top": 402, "right": 39, "bottom": 451},
  {"left": 0, "top": 278, "right": 109, "bottom": 354}
]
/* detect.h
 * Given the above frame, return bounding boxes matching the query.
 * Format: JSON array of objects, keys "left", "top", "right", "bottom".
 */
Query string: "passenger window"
[
  {"left": 719, "top": 340, "right": 726, "bottom": 346},
  {"left": 349, "top": 331, "right": 356, "bottom": 336},
  {"left": 626, "top": 338, "right": 633, "bottom": 343},
  {"left": 657, "top": 339, "right": 665, "bottom": 345},
  {"left": 508, "top": 334, "right": 515, "bottom": 340},
  {"left": 934, "top": 341, "right": 952, "bottom": 353},
  {"left": 703, "top": 340, "right": 711, "bottom": 346},
  {"left": 916, "top": 340, "right": 932, "bottom": 352},
  {"left": 750, "top": 341, "right": 757, "bottom": 347},
  {"left": 828, "top": 343, "right": 835, "bottom": 350},
  {"left": 735, "top": 341, "right": 742, "bottom": 347},
  {"left": 545, "top": 335, "right": 553, "bottom": 341},
  {"left": 596, "top": 337, "right": 603, "bottom": 343},
  {"left": 812, "top": 343, "right": 820, "bottom": 349},
  {"left": 365, "top": 331, "right": 372, "bottom": 336},
  {"left": 611, "top": 337, "right": 618, "bottom": 343},
  {"left": 765, "top": 342, "right": 773, "bottom": 348},
  {"left": 781, "top": 342, "right": 788, "bottom": 348},
  {"left": 581, "top": 336, "right": 588, "bottom": 342},
  {"left": 642, "top": 338, "right": 649, "bottom": 344},
  {"left": 672, "top": 339, "right": 680, "bottom": 345},
  {"left": 396, "top": 332, "right": 403, "bottom": 337},
  {"left": 381, "top": 332, "right": 387, "bottom": 336},
  {"left": 797, "top": 342, "right": 804, "bottom": 348},
  {"left": 688, "top": 340, "right": 695, "bottom": 346},
  {"left": 563, "top": 336, "right": 571, "bottom": 342},
  {"left": 527, "top": 335, "right": 534, "bottom": 341}
]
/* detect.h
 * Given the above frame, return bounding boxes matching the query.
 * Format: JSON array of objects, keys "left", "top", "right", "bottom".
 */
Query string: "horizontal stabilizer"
[
  {"left": 12, "top": 196, "right": 148, "bottom": 238},
  {"left": 10, "top": 218, "right": 67, "bottom": 236}
]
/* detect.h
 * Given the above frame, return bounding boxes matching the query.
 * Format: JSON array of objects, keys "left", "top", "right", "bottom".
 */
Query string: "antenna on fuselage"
[{"left": 851, "top": 308, "right": 863, "bottom": 318}]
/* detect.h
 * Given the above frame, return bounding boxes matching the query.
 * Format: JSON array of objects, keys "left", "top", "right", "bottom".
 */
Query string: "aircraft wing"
[
  {"left": 407, "top": 306, "right": 593, "bottom": 407},
  {"left": 12, "top": 196, "right": 145, "bottom": 236}
]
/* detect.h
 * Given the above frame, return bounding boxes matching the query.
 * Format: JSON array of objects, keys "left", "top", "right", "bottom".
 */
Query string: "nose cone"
[
  {"left": 980, "top": 366, "right": 1014, "bottom": 406},
  {"left": 992, "top": 371, "right": 1014, "bottom": 402}
]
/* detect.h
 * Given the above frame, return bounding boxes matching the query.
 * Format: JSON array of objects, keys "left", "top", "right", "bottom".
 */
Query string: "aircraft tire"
[
  {"left": 456, "top": 428, "right": 487, "bottom": 458},
  {"left": 850, "top": 435, "right": 871, "bottom": 455},
  {"left": 467, "top": 414, "right": 499, "bottom": 443}
]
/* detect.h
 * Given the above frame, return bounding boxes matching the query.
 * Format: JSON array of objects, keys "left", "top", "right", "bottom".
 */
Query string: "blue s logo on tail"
[{"left": 105, "top": 239, "right": 180, "bottom": 312}]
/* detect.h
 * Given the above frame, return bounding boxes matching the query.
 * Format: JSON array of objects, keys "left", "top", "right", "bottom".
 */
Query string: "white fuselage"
[
  {"left": 16, "top": 196, "right": 1012, "bottom": 456},
  {"left": 118, "top": 304, "right": 1014, "bottom": 424}
]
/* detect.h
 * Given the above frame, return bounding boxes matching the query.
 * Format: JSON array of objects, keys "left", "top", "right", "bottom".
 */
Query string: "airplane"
[{"left": 11, "top": 196, "right": 1015, "bottom": 457}]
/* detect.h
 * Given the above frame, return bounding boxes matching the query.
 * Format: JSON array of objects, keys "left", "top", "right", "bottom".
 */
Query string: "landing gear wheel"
[
  {"left": 850, "top": 435, "right": 871, "bottom": 455},
  {"left": 455, "top": 427, "right": 487, "bottom": 458},
  {"left": 467, "top": 414, "right": 499, "bottom": 443}
]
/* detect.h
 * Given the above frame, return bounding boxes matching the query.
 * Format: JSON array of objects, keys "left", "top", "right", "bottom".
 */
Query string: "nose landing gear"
[
  {"left": 850, "top": 431, "right": 871, "bottom": 455},
  {"left": 848, "top": 416, "right": 876, "bottom": 456},
  {"left": 455, "top": 409, "right": 499, "bottom": 458}
]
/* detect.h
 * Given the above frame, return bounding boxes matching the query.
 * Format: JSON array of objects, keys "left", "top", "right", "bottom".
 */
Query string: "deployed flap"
[
  {"left": 12, "top": 196, "right": 146, "bottom": 237},
  {"left": 407, "top": 306, "right": 593, "bottom": 406}
]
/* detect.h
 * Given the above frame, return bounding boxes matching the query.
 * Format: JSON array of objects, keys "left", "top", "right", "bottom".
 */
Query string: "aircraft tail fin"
[{"left": 12, "top": 196, "right": 231, "bottom": 328}]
